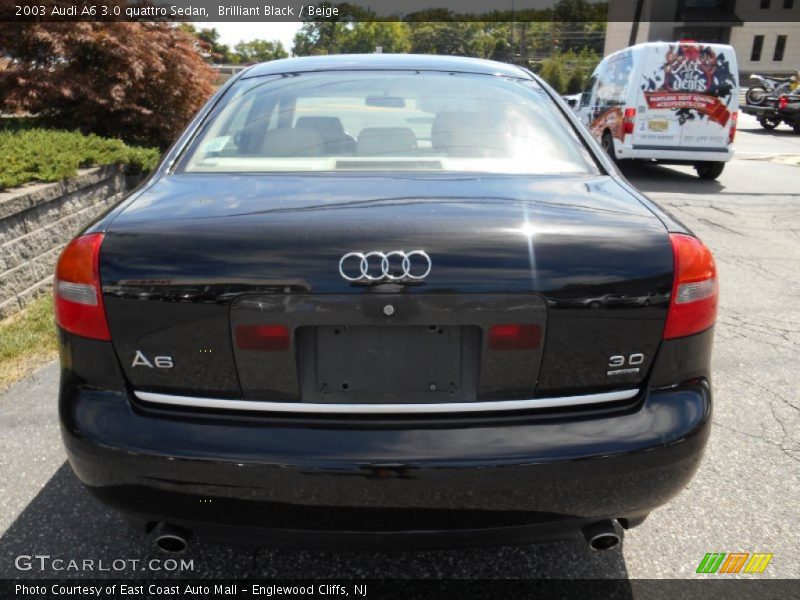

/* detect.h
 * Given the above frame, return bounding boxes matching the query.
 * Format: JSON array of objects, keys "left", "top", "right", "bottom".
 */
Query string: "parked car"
[
  {"left": 56, "top": 54, "right": 717, "bottom": 553},
  {"left": 573, "top": 41, "right": 739, "bottom": 179},
  {"left": 562, "top": 92, "right": 582, "bottom": 108},
  {"left": 776, "top": 93, "right": 800, "bottom": 132},
  {"left": 743, "top": 92, "right": 800, "bottom": 132}
]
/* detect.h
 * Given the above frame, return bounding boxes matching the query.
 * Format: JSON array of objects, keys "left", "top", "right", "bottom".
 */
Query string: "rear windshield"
[{"left": 182, "top": 71, "right": 597, "bottom": 175}]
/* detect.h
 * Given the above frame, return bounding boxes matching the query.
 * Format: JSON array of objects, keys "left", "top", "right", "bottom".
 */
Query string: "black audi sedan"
[{"left": 56, "top": 54, "right": 716, "bottom": 552}]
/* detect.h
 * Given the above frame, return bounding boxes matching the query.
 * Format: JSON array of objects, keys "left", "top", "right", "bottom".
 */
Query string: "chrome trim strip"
[
  {"left": 631, "top": 144, "right": 728, "bottom": 153},
  {"left": 134, "top": 389, "right": 639, "bottom": 415}
]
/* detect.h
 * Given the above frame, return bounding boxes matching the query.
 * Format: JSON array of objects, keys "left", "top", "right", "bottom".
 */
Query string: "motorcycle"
[{"left": 746, "top": 74, "right": 796, "bottom": 105}]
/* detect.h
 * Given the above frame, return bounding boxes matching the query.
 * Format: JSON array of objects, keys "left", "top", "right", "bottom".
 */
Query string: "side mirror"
[{"left": 566, "top": 98, "right": 577, "bottom": 108}]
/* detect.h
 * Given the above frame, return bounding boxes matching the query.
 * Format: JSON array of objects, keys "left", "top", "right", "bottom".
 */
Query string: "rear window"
[
  {"left": 594, "top": 51, "right": 633, "bottom": 107},
  {"left": 181, "top": 71, "right": 597, "bottom": 175}
]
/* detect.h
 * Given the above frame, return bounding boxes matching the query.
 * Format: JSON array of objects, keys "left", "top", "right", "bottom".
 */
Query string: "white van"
[{"left": 573, "top": 41, "right": 739, "bottom": 179}]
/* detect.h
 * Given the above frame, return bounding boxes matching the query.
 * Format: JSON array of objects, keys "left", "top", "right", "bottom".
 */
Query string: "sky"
[{"left": 207, "top": 22, "right": 303, "bottom": 53}]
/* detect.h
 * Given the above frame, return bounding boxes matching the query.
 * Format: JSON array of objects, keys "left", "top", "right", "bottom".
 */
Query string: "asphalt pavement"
[{"left": 0, "top": 112, "right": 798, "bottom": 580}]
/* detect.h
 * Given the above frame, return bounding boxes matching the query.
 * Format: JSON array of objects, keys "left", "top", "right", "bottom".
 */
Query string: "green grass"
[
  {"left": 0, "top": 294, "right": 58, "bottom": 391},
  {"left": 0, "top": 127, "right": 160, "bottom": 191}
]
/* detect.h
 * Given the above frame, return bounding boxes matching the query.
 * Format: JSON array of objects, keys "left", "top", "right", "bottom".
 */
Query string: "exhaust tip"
[
  {"left": 588, "top": 532, "right": 620, "bottom": 551},
  {"left": 582, "top": 520, "right": 621, "bottom": 551},
  {"left": 152, "top": 523, "right": 191, "bottom": 554},
  {"left": 155, "top": 533, "right": 188, "bottom": 554}
]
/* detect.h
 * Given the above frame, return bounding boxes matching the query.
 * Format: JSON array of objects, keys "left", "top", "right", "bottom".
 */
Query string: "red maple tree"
[{"left": 0, "top": 18, "right": 216, "bottom": 148}]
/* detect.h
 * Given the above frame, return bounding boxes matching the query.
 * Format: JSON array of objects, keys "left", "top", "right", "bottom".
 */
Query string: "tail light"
[
  {"left": 663, "top": 234, "right": 718, "bottom": 340},
  {"left": 488, "top": 324, "right": 541, "bottom": 350},
  {"left": 54, "top": 233, "right": 111, "bottom": 340},
  {"left": 728, "top": 111, "right": 738, "bottom": 144},
  {"left": 622, "top": 108, "right": 636, "bottom": 139},
  {"left": 779, "top": 95, "right": 789, "bottom": 110},
  {"left": 235, "top": 324, "right": 291, "bottom": 351}
]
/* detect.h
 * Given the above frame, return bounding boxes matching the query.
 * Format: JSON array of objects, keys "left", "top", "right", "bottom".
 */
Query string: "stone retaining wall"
[{"left": 0, "top": 165, "right": 142, "bottom": 320}]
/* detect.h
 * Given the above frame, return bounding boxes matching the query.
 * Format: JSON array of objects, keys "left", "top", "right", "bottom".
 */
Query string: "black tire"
[
  {"left": 792, "top": 118, "right": 800, "bottom": 135},
  {"left": 695, "top": 162, "right": 725, "bottom": 180},
  {"left": 746, "top": 85, "right": 768, "bottom": 106},
  {"left": 601, "top": 131, "right": 617, "bottom": 163},
  {"left": 758, "top": 117, "right": 781, "bottom": 130}
]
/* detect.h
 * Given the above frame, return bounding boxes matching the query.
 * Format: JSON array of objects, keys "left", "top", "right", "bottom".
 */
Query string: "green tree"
[
  {"left": 293, "top": 21, "right": 342, "bottom": 56},
  {"left": 490, "top": 37, "right": 512, "bottom": 62},
  {"left": 292, "top": 3, "right": 378, "bottom": 56},
  {"left": 539, "top": 55, "right": 567, "bottom": 94},
  {"left": 408, "top": 22, "right": 486, "bottom": 56},
  {"left": 515, "top": 21, "right": 562, "bottom": 64},
  {"left": 234, "top": 39, "right": 289, "bottom": 63},
  {"left": 404, "top": 8, "right": 459, "bottom": 22},
  {"left": 552, "top": 0, "right": 606, "bottom": 54},
  {"left": 566, "top": 68, "right": 586, "bottom": 94},
  {"left": 178, "top": 24, "right": 235, "bottom": 63},
  {"left": 290, "top": 16, "right": 605, "bottom": 67},
  {"left": 337, "top": 22, "right": 411, "bottom": 54}
]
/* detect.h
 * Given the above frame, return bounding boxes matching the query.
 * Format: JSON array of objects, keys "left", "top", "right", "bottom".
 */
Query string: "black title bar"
[
  {"left": 3, "top": 579, "right": 800, "bottom": 600},
  {"left": 4, "top": 0, "right": 800, "bottom": 22}
]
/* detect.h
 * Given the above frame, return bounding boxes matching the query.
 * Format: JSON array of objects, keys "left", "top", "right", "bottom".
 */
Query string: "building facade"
[{"left": 606, "top": 0, "right": 800, "bottom": 75}]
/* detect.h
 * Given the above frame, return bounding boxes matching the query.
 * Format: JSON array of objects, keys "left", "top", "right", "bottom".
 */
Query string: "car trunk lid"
[{"left": 100, "top": 174, "right": 672, "bottom": 405}]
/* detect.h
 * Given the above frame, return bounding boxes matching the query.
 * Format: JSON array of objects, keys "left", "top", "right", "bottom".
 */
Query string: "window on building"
[
  {"left": 760, "top": 0, "right": 771, "bottom": 8},
  {"left": 783, "top": 0, "right": 793, "bottom": 8},
  {"left": 751, "top": 35, "right": 765, "bottom": 61},
  {"left": 774, "top": 35, "right": 787, "bottom": 61}
]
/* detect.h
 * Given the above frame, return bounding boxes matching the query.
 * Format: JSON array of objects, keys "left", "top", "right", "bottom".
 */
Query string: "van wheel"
[
  {"left": 695, "top": 162, "right": 725, "bottom": 180},
  {"left": 601, "top": 132, "right": 617, "bottom": 163}
]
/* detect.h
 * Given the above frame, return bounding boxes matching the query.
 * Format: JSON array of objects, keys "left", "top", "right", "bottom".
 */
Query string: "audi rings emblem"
[{"left": 339, "top": 250, "right": 432, "bottom": 282}]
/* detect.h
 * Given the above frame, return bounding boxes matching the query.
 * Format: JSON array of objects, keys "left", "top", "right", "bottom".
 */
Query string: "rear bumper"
[
  {"left": 61, "top": 377, "right": 712, "bottom": 548},
  {"left": 741, "top": 105, "right": 776, "bottom": 118},
  {"left": 616, "top": 144, "right": 733, "bottom": 162}
]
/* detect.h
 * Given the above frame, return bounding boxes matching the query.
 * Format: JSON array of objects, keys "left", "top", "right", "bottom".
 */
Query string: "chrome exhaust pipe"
[
  {"left": 153, "top": 523, "right": 192, "bottom": 554},
  {"left": 582, "top": 520, "right": 620, "bottom": 551}
]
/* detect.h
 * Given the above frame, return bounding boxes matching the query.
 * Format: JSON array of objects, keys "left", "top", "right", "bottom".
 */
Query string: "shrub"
[
  {"left": 0, "top": 20, "right": 216, "bottom": 149},
  {"left": 0, "top": 127, "right": 159, "bottom": 190},
  {"left": 539, "top": 57, "right": 567, "bottom": 94},
  {"left": 566, "top": 69, "right": 586, "bottom": 94}
]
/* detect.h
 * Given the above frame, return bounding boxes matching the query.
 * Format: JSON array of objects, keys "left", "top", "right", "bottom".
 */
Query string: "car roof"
[
  {"left": 242, "top": 54, "right": 532, "bottom": 79},
  {"left": 606, "top": 41, "right": 736, "bottom": 61}
]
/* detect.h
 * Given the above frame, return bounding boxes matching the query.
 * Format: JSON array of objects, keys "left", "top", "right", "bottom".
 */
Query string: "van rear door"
[
  {"left": 636, "top": 43, "right": 738, "bottom": 152},
  {"left": 631, "top": 46, "right": 682, "bottom": 149}
]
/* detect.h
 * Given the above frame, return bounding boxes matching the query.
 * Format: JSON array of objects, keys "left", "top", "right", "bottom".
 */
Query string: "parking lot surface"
[{"left": 0, "top": 113, "right": 798, "bottom": 579}]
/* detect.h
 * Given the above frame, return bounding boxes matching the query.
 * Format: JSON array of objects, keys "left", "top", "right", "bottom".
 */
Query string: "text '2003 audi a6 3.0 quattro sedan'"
[{"left": 56, "top": 54, "right": 717, "bottom": 553}]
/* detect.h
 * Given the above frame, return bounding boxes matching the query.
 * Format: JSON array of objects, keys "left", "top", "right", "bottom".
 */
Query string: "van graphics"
[
  {"left": 643, "top": 92, "right": 731, "bottom": 126},
  {"left": 590, "top": 107, "right": 623, "bottom": 141},
  {"left": 642, "top": 43, "right": 737, "bottom": 126},
  {"left": 588, "top": 50, "right": 633, "bottom": 141}
]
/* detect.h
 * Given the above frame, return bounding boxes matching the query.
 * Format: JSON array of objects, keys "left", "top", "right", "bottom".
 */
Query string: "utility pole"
[
  {"left": 510, "top": 0, "right": 517, "bottom": 49},
  {"left": 629, "top": 0, "right": 646, "bottom": 47}
]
